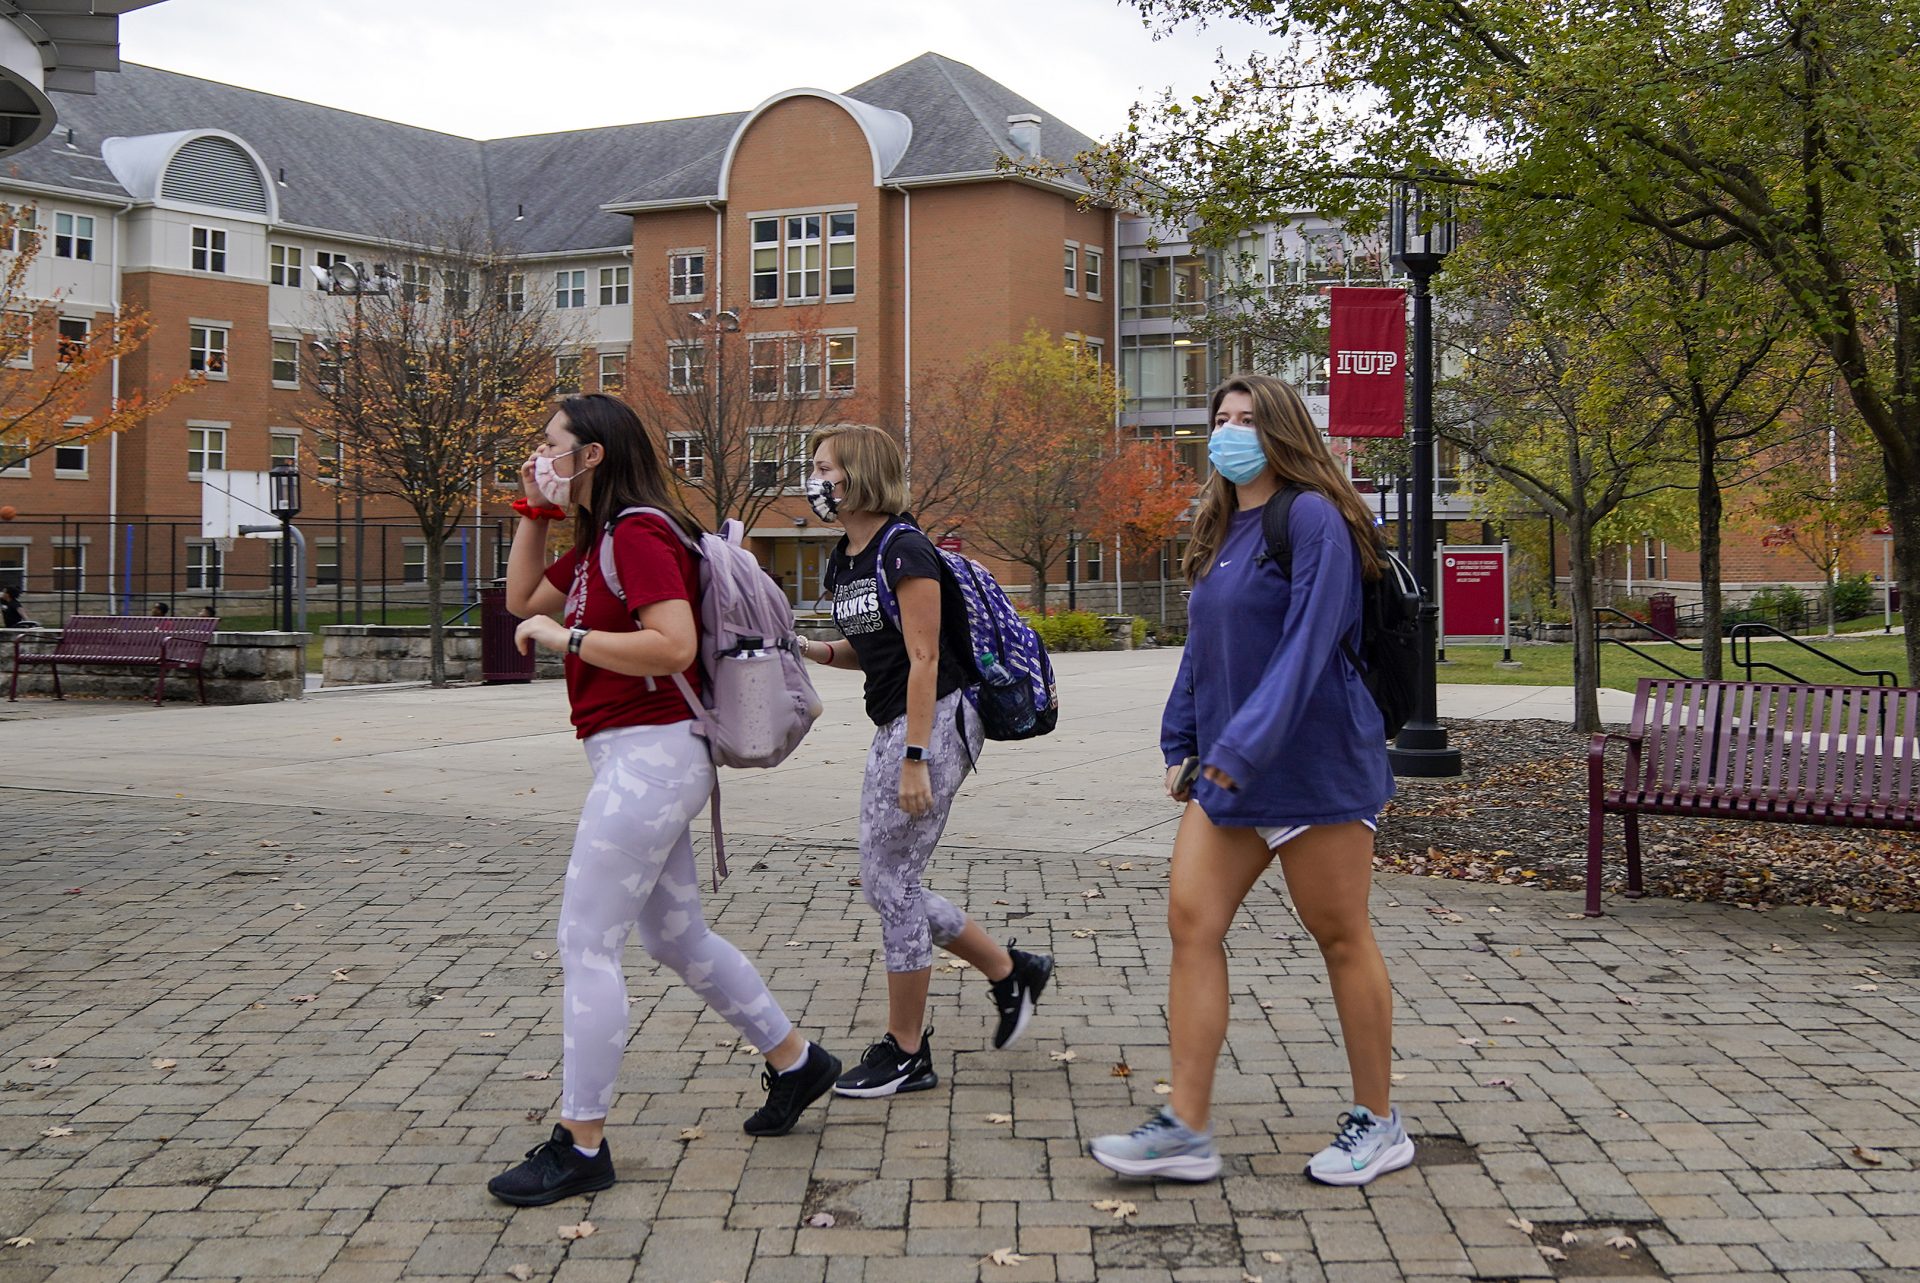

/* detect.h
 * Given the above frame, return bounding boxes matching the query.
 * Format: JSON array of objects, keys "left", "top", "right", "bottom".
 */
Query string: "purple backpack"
[
  {"left": 599, "top": 507, "right": 824, "bottom": 883},
  {"left": 873, "top": 522, "right": 1058, "bottom": 740}
]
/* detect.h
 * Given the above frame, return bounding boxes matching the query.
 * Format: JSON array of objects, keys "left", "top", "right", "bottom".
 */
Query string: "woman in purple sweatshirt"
[{"left": 1088, "top": 373, "right": 1407, "bottom": 1188}]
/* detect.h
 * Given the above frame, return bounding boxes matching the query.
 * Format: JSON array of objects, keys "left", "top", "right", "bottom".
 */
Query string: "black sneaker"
[
  {"left": 744, "top": 1042, "right": 842, "bottom": 1137},
  {"left": 988, "top": 945, "right": 1053, "bottom": 1050},
  {"left": 832, "top": 1029, "right": 937, "bottom": 1098},
  {"left": 486, "top": 1124, "right": 615, "bottom": 1207}
]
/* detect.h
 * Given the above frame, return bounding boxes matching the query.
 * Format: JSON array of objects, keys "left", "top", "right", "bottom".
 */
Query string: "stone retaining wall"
[
  {"left": 4, "top": 630, "right": 306, "bottom": 704},
  {"left": 322, "top": 625, "right": 562, "bottom": 686}
]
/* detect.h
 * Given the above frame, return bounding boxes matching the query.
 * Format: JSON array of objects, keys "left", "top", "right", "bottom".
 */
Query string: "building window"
[
  {"left": 668, "top": 342, "right": 705, "bottom": 394},
  {"left": 750, "top": 432, "right": 808, "bottom": 490},
  {"left": 313, "top": 250, "right": 344, "bottom": 290},
  {"left": 401, "top": 542, "right": 467, "bottom": 585},
  {"left": 54, "top": 443, "right": 86, "bottom": 476},
  {"left": 187, "top": 426, "right": 227, "bottom": 477},
  {"left": 669, "top": 436, "right": 705, "bottom": 481},
  {"left": 314, "top": 433, "right": 342, "bottom": 484},
  {"left": 669, "top": 251, "right": 705, "bottom": 301},
  {"left": 1077, "top": 538, "right": 1103, "bottom": 583},
  {"left": 54, "top": 211, "right": 94, "bottom": 261},
  {"left": 314, "top": 342, "right": 343, "bottom": 392},
  {"left": 442, "top": 269, "right": 472, "bottom": 310},
  {"left": 1084, "top": 247, "right": 1103, "bottom": 300},
  {"left": 3, "top": 311, "right": 29, "bottom": 368},
  {"left": 827, "top": 212, "right": 856, "bottom": 298},
  {"left": 269, "top": 243, "right": 302, "bottom": 286},
  {"left": 400, "top": 262, "right": 431, "bottom": 303},
  {"left": 3, "top": 205, "right": 36, "bottom": 254},
  {"left": 270, "top": 432, "right": 299, "bottom": 471},
  {"left": 189, "top": 326, "right": 228, "bottom": 377},
  {"left": 0, "top": 545, "right": 23, "bottom": 591},
  {"left": 500, "top": 272, "right": 526, "bottom": 312},
  {"left": 555, "top": 269, "right": 587, "bottom": 309},
  {"left": 1063, "top": 243, "right": 1079, "bottom": 295},
  {"left": 784, "top": 214, "right": 822, "bottom": 301},
  {"left": 52, "top": 543, "right": 83, "bottom": 592},
  {"left": 597, "top": 352, "right": 626, "bottom": 392},
  {"left": 190, "top": 226, "right": 227, "bottom": 273},
  {"left": 271, "top": 337, "right": 299, "bottom": 385},
  {"left": 826, "top": 334, "right": 855, "bottom": 394},
  {"left": 554, "top": 354, "right": 581, "bottom": 394},
  {"left": 749, "top": 336, "right": 780, "bottom": 397},
  {"left": 1083, "top": 336, "right": 1104, "bottom": 367},
  {"left": 784, "top": 337, "right": 822, "bottom": 397},
  {"left": 187, "top": 542, "right": 223, "bottom": 590},
  {"left": 314, "top": 542, "right": 339, "bottom": 586},
  {"left": 1644, "top": 537, "right": 1667, "bottom": 580},
  {"left": 56, "top": 317, "right": 88, "bottom": 365},
  {"left": 598, "top": 265, "right": 630, "bottom": 306},
  {"left": 0, "top": 441, "right": 28, "bottom": 473},
  {"left": 750, "top": 219, "right": 779, "bottom": 302}
]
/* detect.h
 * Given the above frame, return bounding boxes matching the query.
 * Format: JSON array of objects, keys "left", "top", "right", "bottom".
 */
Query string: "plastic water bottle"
[
  {"left": 977, "top": 649, "right": 1013, "bottom": 686},
  {"left": 720, "top": 634, "right": 780, "bottom": 761}
]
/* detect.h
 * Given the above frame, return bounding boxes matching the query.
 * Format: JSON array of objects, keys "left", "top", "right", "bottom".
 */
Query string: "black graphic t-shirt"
[{"left": 825, "top": 520, "right": 971, "bottom": 726}]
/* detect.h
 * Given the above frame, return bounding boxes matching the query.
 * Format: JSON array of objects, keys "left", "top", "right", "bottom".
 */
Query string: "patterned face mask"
[{"left": 804, "top": 476, "right": 840, "bottom": 522}]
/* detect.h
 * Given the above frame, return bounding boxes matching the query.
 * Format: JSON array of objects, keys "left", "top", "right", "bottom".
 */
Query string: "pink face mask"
[{"left": 532, "top": 449, "right": 590, "bottom": 507}]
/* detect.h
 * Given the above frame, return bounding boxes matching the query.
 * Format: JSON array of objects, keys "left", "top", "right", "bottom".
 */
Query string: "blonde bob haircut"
[{"left": 808, "top": 424, "right": 910, "bottom": 516}]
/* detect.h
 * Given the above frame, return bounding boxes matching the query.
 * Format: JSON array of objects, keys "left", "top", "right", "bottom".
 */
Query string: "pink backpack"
[{"left": 599, "top": 507, "right": 823, "bottom": 884}]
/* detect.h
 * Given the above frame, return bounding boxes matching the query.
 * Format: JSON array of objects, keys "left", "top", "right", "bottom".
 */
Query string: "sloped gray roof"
[{"left": 5, "top": 53, "right": 1100, "bottom": 254}]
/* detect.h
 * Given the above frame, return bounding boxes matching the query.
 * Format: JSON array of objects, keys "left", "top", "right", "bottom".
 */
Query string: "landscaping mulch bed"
[{"left": 1374, "top": 719, "right": 1920, "bottom": 914}]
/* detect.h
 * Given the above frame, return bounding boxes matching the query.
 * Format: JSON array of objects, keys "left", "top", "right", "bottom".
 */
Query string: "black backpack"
[{"left": 1255, "top": 487, "right": 1423, "bottom": 740}]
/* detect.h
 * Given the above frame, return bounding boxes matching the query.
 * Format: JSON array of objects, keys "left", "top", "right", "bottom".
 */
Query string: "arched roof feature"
[
  {"left": 100, "top": 127, "right": 277, "bottom": 221},
  {"left": 717, "top": 88, "right": 911, "bottom": 198}
]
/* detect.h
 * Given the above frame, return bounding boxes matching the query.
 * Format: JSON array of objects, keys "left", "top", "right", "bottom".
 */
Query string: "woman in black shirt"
[{"left": 796, "top": 425, "right": 1053, "bottom": 1097}]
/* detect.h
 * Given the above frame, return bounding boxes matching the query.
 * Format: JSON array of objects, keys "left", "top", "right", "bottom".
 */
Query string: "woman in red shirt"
[{"left": 487, "top": 395, "right": 840, "bottom": 1207}]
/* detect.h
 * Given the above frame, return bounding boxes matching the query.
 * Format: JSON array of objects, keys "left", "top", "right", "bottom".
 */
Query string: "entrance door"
[{"left": 769, "top": 540, "right": 830, "bottom": 612}]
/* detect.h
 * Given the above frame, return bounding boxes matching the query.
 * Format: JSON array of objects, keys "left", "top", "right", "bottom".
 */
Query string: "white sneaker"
[
  {"left": 1087, "top": 1106, "right": 1223, "bottom": 1182},
  {"left": 1304, "top": 1105, "right": 1415, "bottom": 1187}
]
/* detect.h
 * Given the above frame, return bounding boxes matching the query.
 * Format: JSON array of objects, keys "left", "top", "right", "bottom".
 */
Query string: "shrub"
[
  {"left": 1022, "top": 610, "right": 1109, "bottom": 652},
  {"left": 1747, "top": 585, "right": 1808, "bottom": 628},
  {"left": 1613, "top": 594, "right": 1651, "bottom": 622},
  {"left": 1830, "top": 572, "right": 1875, "bottom": 621},
  {"left": 1131, "top": 616, "right": 1149, "bottom": 649}
]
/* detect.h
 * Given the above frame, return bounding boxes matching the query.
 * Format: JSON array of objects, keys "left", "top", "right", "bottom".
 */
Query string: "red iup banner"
[{"left": 1327, "top": 286, "right": 1407, "bottom": 438}]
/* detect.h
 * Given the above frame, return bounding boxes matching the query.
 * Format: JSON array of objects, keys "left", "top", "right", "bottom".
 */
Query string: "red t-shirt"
[{"left": 543, "top": 514, "right": 703, "bottom": 739}]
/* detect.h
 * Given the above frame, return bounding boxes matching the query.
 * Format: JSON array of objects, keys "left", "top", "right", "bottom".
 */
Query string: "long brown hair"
[
  {"left": 1186, "top": 373, "right": 1384, "bottom": 584},
  {"left": 554, "top": 393, "right": 702, "bottom": 549}
]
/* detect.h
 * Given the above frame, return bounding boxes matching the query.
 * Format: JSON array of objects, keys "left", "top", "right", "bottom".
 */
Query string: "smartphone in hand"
[{"left": 1171, "top": 755, "right": 1201, "bottom": 799}]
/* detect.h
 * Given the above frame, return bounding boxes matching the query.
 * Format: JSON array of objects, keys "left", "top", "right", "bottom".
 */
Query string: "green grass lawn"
[{"left": 1442, "top": 632, "right": 1910, "bottom": 690}]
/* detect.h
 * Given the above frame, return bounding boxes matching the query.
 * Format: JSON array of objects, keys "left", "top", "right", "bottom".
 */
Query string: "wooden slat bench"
[
  {"left": 8, "top": 615, "right": 219, "bottom": 706},
  {"left": 1586, "top": 678, "right": 1919, "bottom": 916}
]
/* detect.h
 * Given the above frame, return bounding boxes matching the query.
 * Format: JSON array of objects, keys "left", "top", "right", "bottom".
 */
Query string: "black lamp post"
[
  {"left": 1387, "top": 176, "right": 1463, "bottom": 778},
  {"left": 269, "top": 464, "right": 301, "bottom": 633}
]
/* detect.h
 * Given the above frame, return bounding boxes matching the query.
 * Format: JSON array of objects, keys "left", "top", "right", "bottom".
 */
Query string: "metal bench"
[
  {"left": 1585, "top": 678, "right": 1919, "bottom": 916},
  {"left": 8, "top": 615, "right": 219, "bottom": 706}
]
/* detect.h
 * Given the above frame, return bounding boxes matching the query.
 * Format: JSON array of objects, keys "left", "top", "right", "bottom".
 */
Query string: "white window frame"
[
  {"left": 749, "top": 430, "right": 809, "bottom": 492},
  {"left": 400, "top": 262, "right": 431, "bottom": 304},
  {"left": 554, "top": 269, "right": 587, "bottom": 309},
  {"left": 5, "top": 311, "right": 32, "bottom": 369},
  {"left": 500, "top": 272, "right": 526, "bottom": 312},
  {"left": 1078, "top": 537, "right": 1103, "bottom": 583},
  {"left": 53, "top": 440, "right": 88, "bottom": 478},
  {"left": 269, "top": 430, "right": 300, "bottom": 471},
  {"left": 186, "top": 541, "right": 223, "bottom": 591},
  {"left": 442, "top": 268, "right": 472, "bottom": 311},
  {"left": 54, "top": 211, "right": 94, "bottom": 261},
  {"left": 667, "top": 341, "right": 705, "bottom": 394},
  {"left": 190, "top": 226, "right": 228, "bottom": 273},
  {"left": 314, "top": 250, "right": 344, "bottom": 290},
  {"left": 0, "top": 440, "right": 28, "bottom": 475},
  {"left": 784, "top": 336, "right": 822, "bottom": 398},
  {"left": 827, "top": 211, "right": 856, "bottom": 299},
  {"left": 2, "top": 205, "right": 37, "bottom": 255},
  {"left": 51, "top": 539, "right": 84, "bottom": 593},
  {"left": 598, "top": 265, "right": 630, "bottom": 306},
  {"left": 313, "top": 540, "right": 340, "bottom": 586},
  {"left": 187, "top": 424, "right": 228, "bottom": 479},
  {"left": 0, "top": 543, "right": 25, "bottom": 592},
  {"left": 749, "top": 219, "right": 779, "bottom": 303},
  {"left": 826, "top": 333, "right": 855, "bottom": 395},
  {"left": 271, "top": 336, "right": 299, "bottom": 387},
  {"left": 554, "top": 353, "right": 581, "bottom": 394},
  {"left": 668, "top": 250, "right": 706, "bottom": 302},
  {"left": 1083, "top": 246, "right": 1104, "bottom": 300},
  {"left": 269, "top": 243, "right": 303, "bottom": 287},
  {"left": 668, "top": 435, "right": 705, "bottom": 481},
  {"left": 1063, "top": 242, "right": 1080, "bottom": 295},
  {"left": 1083, "top": 336, "right": 1105, "bottom": 367},
  {"left": 784, "top": 213, "right": 822, "bottom": 302},
  {"left": 749, "top": 336, "right": 781, "bottom": 398},
  {"left": 598, "top": 351, "right": 625, "bottom": 392},
  {"left": 56, "top": 316, "right": 88, "bottom": 366},
  {"left": 189, "top": 325, "right": 229, "bottom": 379}
]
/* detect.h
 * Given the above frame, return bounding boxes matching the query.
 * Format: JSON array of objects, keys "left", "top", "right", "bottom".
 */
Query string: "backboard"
[{"left": 201, "top": 470, "right": 280, "bottom": 539}]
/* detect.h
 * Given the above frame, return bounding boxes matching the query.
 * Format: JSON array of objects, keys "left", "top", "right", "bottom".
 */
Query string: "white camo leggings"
[
  {"left": 557, "top": 721, "right": 793, "bottom": 1121},
  {"left": 859, "top": 688, "right": 986, "bottom": 973}
]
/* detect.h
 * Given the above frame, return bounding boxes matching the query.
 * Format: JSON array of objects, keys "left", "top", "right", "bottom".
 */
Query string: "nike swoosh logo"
[{"left": 1218, "top": 559, "right": 1232, "bottom": 567}]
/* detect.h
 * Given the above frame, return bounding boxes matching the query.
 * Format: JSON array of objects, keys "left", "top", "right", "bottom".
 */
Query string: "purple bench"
[{"left": 8, "top": 615, "right": 219, "bottom": 706}]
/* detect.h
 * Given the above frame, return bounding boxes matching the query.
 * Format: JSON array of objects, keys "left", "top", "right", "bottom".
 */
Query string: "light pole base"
[{"left": 1388, "top": 743, "right": 1464, "bottom": 777}]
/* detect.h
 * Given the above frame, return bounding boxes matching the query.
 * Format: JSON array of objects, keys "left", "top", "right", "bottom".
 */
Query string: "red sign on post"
[
  {"left": 1327, "top": 286, "right": 1407, "bottom": 438},
  {"left": 1439, "top": 546, "right": 1507, "bottom": 640},
  {"left": 936, "top": 536, "right": 963, "bottom": 553}
]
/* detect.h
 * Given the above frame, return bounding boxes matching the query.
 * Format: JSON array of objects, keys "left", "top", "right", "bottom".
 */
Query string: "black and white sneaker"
[
  {"left": 988, "top": 945, "right": 1053, "bottom": 1050},
  {"left": 744, "top": 1042, "right": 842, "bottom": 1136},
  {"left": 832, "top": 1029, "right": 937, "bottom": 1098},
  {"left": 486, "top": 1124, "right": 615, "bottom": 1206}
]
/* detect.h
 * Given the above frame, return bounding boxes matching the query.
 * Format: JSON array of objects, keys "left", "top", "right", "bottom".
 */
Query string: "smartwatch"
[
  {"left": 903, "top": 745, "right": 927, "bottom": 762},
  {"left": 568, "top": 627, "right": 589, "bottom": 655}
]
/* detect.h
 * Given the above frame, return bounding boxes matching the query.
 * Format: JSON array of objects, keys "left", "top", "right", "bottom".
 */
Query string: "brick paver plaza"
[{"left": 2, "top": 652, "right": 1916, "bottom": 1283}]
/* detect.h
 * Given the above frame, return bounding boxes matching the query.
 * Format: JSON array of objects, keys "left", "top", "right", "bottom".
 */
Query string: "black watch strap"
[{"left": 904, "top": 744, "right": 927, "bottom": 762}]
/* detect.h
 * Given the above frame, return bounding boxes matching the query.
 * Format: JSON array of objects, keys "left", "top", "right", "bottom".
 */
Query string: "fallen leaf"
[
  {"left": 151, "top": 1058, "right": 177, "bottom": 1070},
  {"left": 1538, "top": 1245, "right": 1567, "bottom": 1262},
  {"left": 985, "top": 1248, "right": 1028, "bottom": 1266},
  {"left": 479, "top": 1032, "right": 497, "bottom": 1038},
  {"left": 506, "top": 1266, "right": 532, "bottom": 1282},
  {"left": 1458, "top": 1037, "right": 1480, "bottom": 1047},
  {"left": 532, "top": 950, "right": 551, "bottom": 960},
  {"left": 1616, "top": 1109, "right": 1632, "bottom": 1119},
  {"left": 1117, "top": 862, "right": 1133, "bottom": 870},
  {"left": 1484, "top": 1077, "right": 1513, "bottom": 1087},
  {"left": 1110, "top": 1062, "right": 1131, "bottom": 1078},
  {"left": 27, "top": 1057, "right": 57, "bottom": 1070},
  {"left": 520, "top": 1070, "right": 551, "bottom": 1081},
  {"left": 1081, "top": 888, "right": 1102, "bottom": 899},
  {"left": 1048, "top": 1049, "right": 1077, "bottom": 1063},
  {"left": 4, "top": 1236, "right": 32, "bottom": 1248},
  {"left": 342, "top": 858, "right": 361, "bottom": 865},
  {"left": 1097, "top": 859, "right": 1111, "bottom": 868},
  {"left": 1852, "top": 1145, "right": 1884, "bottom": 1165},
  {"left": 1242, "top": 1275, "right": 1262, "bottom": 1283},
  {"left": 806, "top": 1212, "right": 836, "bottom": 1228},
  {"left": 1389, "top": 1072, "right": 1407, "bottom": 1083},
  {"left": 40, "top": 1126, "right": 73, "bottom": 1137},
  {"left": 1259, "top": 1000, "right": 1274, "bottom": 1010},
  {"left": 985, "top": 1113, "right": 1012, "bottom": 1124},
  {"left": 1070, "top": 930, "right": 1094, "bottom": 939},
  {"left": 290, "top": 903, "right": 307, "bottom": 911},
  {"left": 946, "top": 958, "right": 969, "bottom": 970},
  {"left": 784, "top": 940, "right": 801, "bottom": 948},
  {"left": 678, "top": 1126, "right": 703, "bottom": 1142},
  {"left": 1260, "top": 1251, "right": 1285, "bottom": 1263},
  {"left": 329, "top": 969, "right": 351, "bottom": 982},
  {"left": 290, "top": 994, "right": 318, "bottom": 1003},
  {"left": 1605, "top": 1234, "right": 1637, "bottom": 1250},
  {"left": 1854, "top": 983, "right": 1880, "bottom": 992},
  {"left": 1770, "top": 943, "right": 1785, "bottom": 952},
  {"left": 1506, "top": 1217, "right": 1534, "bottom": 1235},
  {"left": 1501, "top": 1016, "right": 1518, "bottom": 1024},
  {"left": 1091, "top": 1198, "right": 1137, "bottom": 1219},
  {"left": 1153, "top": 1083, "right": 1172, "bottom": 1095},
  {"left": 556, "top": 1220, "right": 594, "bottom": 1240},
  {"left": 1560, "top": 1230, "right": 1579, "bottom": 1245},
  {"left": 1616, "top": 995, "right": 1640, "bottom": 1005}
]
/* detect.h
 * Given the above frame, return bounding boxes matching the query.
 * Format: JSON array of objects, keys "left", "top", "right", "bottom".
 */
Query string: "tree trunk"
[
  {"left": 1696, "top": 444, "right": 1725, "bottom": 680},
  {"left": 1887, "top": 451, "right": 1920, "bottom": 681},
  {"left": 425, "top": 532, "right": 446, "bottom": 687},
  {"left": 1029, "top": 563, "right": 1048, "bottom": 616},
  {"left": 1567, "top": 516, "right": 1603, "bottom": 733}
]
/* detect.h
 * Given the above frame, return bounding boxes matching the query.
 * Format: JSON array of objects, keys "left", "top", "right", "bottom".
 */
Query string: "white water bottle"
[{"left": 717, "top": 635, "right": 780, "bottom": 763}]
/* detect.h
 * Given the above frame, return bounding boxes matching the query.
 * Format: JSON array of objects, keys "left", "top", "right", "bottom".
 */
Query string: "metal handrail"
[
  {"left": 444, "top": 600, "right": 481, "bottom": 626},
  {"left": 1727, "top": 623, "right": 1899, "bottom": 688},
  {"left": 1593, "top": 607, "right": 1701, "bottom": 680}
]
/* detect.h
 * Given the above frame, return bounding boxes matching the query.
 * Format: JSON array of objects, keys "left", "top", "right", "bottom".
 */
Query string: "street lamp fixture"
[
  {"left": 1386, "top": 173, "right": 1463, "bottom": 778},
  {"left": 269, "top": 464, "right": 302, "bottom": 635}
]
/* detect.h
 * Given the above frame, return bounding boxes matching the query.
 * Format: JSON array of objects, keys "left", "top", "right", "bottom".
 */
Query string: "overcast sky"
[{"left": 117, "top": 0, "right": 1270, "bottom": 142}]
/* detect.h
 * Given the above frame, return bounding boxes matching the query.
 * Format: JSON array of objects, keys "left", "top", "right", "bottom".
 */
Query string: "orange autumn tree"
[
  {"left": 1082, "top": 438, "right": 1197, "bottom": 572},
  {"left": 0, "top": 207, "right": 197, "bottom": 466}
]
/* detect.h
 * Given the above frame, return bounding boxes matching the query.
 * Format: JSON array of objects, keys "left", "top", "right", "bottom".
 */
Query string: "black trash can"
[
  {"left": 1648, "top": 592, "right": 1677, "bottom": 637},
  {"left": 481, "top": 586, "right": 536, "bottom": 683}
]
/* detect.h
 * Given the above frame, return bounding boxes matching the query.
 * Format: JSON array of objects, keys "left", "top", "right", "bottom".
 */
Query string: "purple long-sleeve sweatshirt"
[{"left": 1161, "top": 491, "right": 1395, "bottom": 828}]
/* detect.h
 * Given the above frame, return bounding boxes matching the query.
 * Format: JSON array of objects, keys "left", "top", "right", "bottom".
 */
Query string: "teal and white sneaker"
[
  {"left": 1304, "top": 1105, "right": 1415, "bottom": 1186},
  {"left": 1087, "top": 1106, "right": 1222, "bottom": 1182}
]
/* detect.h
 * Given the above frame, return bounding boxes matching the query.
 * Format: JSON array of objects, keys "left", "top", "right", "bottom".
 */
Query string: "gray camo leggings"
[
  {"left": 860, "top": 688, "right": 986, "bottom": 972},
  {"left": 557, "top": 722, "right": 793, "bottom": 1121}
]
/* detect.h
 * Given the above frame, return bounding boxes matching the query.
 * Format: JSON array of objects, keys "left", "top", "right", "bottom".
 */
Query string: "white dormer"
[{"left": 100, "top": 129, "right": 277, "bottom": 224}]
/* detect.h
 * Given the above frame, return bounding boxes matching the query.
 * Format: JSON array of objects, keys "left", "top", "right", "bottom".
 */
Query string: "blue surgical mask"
[{"left": 1208, "top": 424, "right": 1267, "bottom": 485}]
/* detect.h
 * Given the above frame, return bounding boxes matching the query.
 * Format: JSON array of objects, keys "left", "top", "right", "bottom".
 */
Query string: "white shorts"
[{"left": 1257, "top": 818, "right": 1378, "bottom": 851}]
